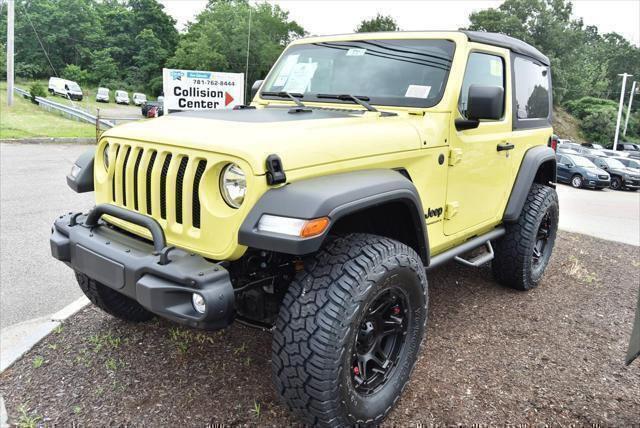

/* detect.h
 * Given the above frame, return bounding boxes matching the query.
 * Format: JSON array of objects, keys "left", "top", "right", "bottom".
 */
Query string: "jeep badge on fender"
[{"left": 52, "top": 30, "right": 558, "bottom": 426}]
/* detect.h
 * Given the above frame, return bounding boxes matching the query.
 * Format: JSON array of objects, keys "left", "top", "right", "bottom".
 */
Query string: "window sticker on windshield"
[
  {"left": 274, "top": 55, "right": 299, "bottom": 87},
  {"left": 283, "top": 62, "right": 318, "bottom": 93},
  {"left": 346, "top": 48, "right": 367, "bottom": 56},
  {"left": 405, "top": 85, "right": 431, "bottom": 98}
]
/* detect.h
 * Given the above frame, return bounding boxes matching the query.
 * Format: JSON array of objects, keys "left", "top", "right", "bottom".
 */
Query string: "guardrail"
[{"left": 14, "top": 87, "right": 114, "bottom": 129}]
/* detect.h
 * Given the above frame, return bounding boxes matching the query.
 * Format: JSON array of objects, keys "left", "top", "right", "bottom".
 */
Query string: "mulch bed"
[{"left": 1, "top": 231, "right": 638, "bottom": 426}]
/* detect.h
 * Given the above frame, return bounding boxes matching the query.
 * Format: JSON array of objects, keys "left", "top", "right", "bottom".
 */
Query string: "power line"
[{"left": 20, "top": 3, "right": 58, "bottom": 76}]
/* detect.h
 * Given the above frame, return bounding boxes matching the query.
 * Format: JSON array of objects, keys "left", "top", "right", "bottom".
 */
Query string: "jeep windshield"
[{"left": 261, "top": 39, "right": 455, "bottom": 108}]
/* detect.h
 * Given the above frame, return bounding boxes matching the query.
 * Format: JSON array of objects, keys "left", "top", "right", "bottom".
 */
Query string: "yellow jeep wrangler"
[{"left": 52, "top": 31, "right": 559, "bottom": 425}]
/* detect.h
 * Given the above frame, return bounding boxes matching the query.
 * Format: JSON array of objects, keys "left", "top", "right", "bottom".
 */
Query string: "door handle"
[{"left": 497, "top": 142, "right": 515, "bottom": 152}]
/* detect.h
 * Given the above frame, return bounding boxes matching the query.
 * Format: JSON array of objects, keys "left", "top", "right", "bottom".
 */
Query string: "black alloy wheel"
[
  {"left": 533, "top": 211, "right": 552, "bottom": 268},
  {"left": 351, "top": 288, "right": 410, "bottom": 395}
]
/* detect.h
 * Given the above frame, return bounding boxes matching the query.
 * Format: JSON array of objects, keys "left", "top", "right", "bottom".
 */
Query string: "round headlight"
[
  {"left": 220, "top": 163, "right": 246, "bottom": 208},
  {"left": 103, "top": 145, "right": 110, "bottom": 170}
]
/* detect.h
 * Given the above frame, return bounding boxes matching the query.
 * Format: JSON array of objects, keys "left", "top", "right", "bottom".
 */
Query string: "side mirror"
[
  {"left": 467, "top": 85, "right": 504, "bottom": 121},
  {"left": 455, "top": 85, "right": 504, "bottom": 131},
  {"left": 251, "top": 80, "right": 264, "bottom": 101}
]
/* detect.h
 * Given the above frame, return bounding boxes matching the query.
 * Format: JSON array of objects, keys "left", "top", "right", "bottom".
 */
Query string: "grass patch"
[
  {"left": 17, "top": 404, "right": 42, "bottom": 428},
  {"left": 0, "top": 81, "right": 97, "bottom": 139}
]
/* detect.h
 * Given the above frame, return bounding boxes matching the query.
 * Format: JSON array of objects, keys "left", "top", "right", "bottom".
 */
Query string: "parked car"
[
  {"left": 56, "top": 31, "right": 560, "bottom": 425},
  {"left": 556, "top": 147, "right": 579, "bottom": 155},
  {"left": 615, "top": 156, "right": 640, "bottom": 170},
  {"left": 615, "top": 142, "right": 640, "bottom": 159},
  {"left": 556, "top": 153, "right": 610, "bottom": 189},
  {"left": 581, "top": 142, "right": 604, "bottom": 149},
  {"left": 48, "top": 77, "right": 83, "bottom": 101},
  {"left": 132, "top": 92, "right": 147, "bottom": 106},
  {"left": 583, "top": 154, "right": 640, "bottom": 190},
  {"left": 141, "top": 100, "right": 164, "bottom": 117},
  {"left": 115, "top": 90, "right": 130, "bottom": 105},
  {"left": 600, "top": 148, "right": 627, "bottom": 158},
  {"left": 95, "top": 87, "right": 110, "bottom": 103}
]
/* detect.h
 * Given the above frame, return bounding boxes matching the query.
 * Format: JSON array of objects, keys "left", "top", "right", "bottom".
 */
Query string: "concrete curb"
[
  {"left": 0, "top": 296, "right": 90, "bottom": 373},
  {"left": 0, "top": 137, "right": 96, "bottom": 144}
]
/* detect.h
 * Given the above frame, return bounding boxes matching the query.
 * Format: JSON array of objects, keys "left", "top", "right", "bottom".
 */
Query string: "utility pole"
[
  {"left": 613, "top": 73, "right": 632, "bottom": 151},
  {"left": 623, "top": 80, "right": 637, "bottom": 137},
  {"left": 6, "top": 0, "right": 15, "bottom": 107}
]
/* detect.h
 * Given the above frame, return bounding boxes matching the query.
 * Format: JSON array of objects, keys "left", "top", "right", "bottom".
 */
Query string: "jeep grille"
[{"left": 105, "top": 142, "right": 207, "bottom": 230}]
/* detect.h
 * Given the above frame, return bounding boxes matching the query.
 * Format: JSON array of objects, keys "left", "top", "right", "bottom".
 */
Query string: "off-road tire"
[
  {"left": 610, "top": 176, "right": 623, "bottom": 190},
  {"left": 570, "top": 174, "right": 583, "bottom": 188},
  {"left": 272, "top": 234, "right": 428, "bottom": 426},
  {"left": 75, "top": 271, "right": 154, "bottom": 322},
  {"left": 492, "top": 183, "right": 559, "bottom": 291}
]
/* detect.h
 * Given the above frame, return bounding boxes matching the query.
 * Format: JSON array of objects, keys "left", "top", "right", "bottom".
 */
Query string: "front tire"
[
  {"left": 610, "top": 176, "right": 623, "bottom": 190},
  {"left": 492, "top": 183, "right": 559, "bottom": 291},
  {"left": 272, "top": 234, "right": 428, "bottom": 426},
  {"left": 75, "top": 271, "right": 154, "bottom": 322},
  {"left": 571, "top": 174, "right": 583, "bottom": 188}
]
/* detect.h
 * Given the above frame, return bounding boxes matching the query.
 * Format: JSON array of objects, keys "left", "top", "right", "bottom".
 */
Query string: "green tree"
[
  {"left": 133, "top": 29, "right": 167, "bottom": 86},
  {"left": 355, "top": 13, "right": 399, "bottom": 32},
  {"left": 61, "top": 64, "right": 89, "bottom": 83},
  {"left": 168, "top": 0, "right": 304, "bottom": 101},
  {"left": 89, "top": 49, "right": 119, "bottom": 84}
]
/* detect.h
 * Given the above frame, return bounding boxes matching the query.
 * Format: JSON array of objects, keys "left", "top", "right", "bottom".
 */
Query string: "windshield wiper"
[
  {"left": 260, "top": 91, "right": 311, "bottom": 113},
  {"left": 316, "top": 94, "right": 379, "bottom": 113}
]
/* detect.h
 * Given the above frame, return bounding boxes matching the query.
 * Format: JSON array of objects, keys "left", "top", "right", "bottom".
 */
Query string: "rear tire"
[
  {"left": 492, "top": 183, "right": 559, "bottom": 291},
  {"left": 75, "top": 271, "right": 154, "bottom": 322},
  {"left": 272, "top": 234, "right": 427, "bottom": 426}
]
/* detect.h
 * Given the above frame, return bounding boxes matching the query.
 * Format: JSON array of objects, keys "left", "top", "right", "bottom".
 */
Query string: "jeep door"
[{"left": 444, "top": 47, "right": 512, "bottom": 235}]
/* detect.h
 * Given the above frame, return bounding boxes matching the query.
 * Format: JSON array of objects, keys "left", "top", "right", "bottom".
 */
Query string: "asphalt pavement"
[
  {"left": 0, "top": 143, "right": 93, "bottom": 330},
  {"left": 556, "top": 183, "right": 640, "bottom": 246},
  {"left": 0, "top": 142, "right": 638, "bottom": 331}
]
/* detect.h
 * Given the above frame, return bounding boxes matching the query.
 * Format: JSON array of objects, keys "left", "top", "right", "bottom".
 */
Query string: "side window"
[
  {"left": 514, "top": 57, "right": 550, "bottom": 119},
  {"left": 458, "top": 52, "right": 505, "bottom": 119},
  {"left": 557, "top": 155, "right": 566, "bottom": 164}
]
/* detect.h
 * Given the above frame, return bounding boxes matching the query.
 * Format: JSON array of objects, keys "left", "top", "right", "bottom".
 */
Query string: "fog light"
[
  {"left": 192, "top": 293, "right": 206, "bottom": 314},
  {"left": 69, "top": 164, "right": 81, "bottom": 178}
]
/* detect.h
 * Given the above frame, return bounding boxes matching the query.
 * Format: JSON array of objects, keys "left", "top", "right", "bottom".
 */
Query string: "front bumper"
[
  {"left": 585, "top": 177, "right": 610, "bottom": 188},
  {"left": 50, "top": 206, "right": 235, "bottom": 330},
  {"left": 624, "top": 178, "right": 640, "bottom": 189}
]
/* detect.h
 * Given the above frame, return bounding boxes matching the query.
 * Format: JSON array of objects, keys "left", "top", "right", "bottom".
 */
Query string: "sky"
[{"left": 159, "top": 0, "right": 640, "bottom": 47}]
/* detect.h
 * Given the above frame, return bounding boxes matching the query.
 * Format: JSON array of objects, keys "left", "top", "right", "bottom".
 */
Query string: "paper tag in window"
[
  {"left": 490, "top": 59, "right": 502, "bottom": 76},
  {"left": 405, "top": 85, "right": 431, "bottom": 98},
  {"left": 346, "top": 48, "right": 367, "bottom": 56},
  {"left": 283, "top": 62, "right": 318, "bottom": 93},
  {"left": 274, "top": 55, "right": 299, "bottom": 87}
]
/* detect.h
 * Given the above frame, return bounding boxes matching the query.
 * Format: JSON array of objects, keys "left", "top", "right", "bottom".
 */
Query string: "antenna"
[{"left": 244, "top": 5, "right": 252, "bottom": 104}]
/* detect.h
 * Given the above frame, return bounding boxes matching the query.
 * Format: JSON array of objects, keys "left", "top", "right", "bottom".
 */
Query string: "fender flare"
[
  {"left": 238, "top": 169, "right": 429, "bottom": 263},
  {"left": 503, "top": 145, "right": 556, "bottom": 222},
  {"left": 66, "top": 148, "right": 95, "bottom": 193}
]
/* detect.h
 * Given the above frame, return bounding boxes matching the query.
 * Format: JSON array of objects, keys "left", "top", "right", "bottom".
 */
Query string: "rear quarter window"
[{"left": 511, "top": 55, "right": 551, "bottom": 130}]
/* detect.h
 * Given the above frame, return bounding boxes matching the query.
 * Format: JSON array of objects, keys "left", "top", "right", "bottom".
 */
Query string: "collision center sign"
[{"left": 162, "top": 68, "right": 244, "bottom": 111}]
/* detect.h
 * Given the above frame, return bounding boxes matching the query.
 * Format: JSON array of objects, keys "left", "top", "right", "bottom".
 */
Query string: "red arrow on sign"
[{"left": 225, "top": 92, "right": 234, "bottom": 106}]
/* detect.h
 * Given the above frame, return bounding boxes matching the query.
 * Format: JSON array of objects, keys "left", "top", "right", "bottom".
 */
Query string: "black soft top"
[{"left": 461, "top": 30, "right": 550, "bottom": 66}]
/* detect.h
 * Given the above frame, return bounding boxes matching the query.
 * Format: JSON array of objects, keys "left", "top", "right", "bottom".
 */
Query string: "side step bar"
[{"left": 427, "top": 227, "right": 505, "bottom": 270}]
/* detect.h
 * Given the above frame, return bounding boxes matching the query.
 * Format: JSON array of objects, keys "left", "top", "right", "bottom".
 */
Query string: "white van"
[
  {"left": 132, "top": 92, "right": 147, "bottom": 106},
  {"left": 115, "top": 90, "right": 130, "bottom": 105},
  {"left": 48, "top": 77, "right": 83, "bottom": 101},
  {"left": 96, "top": 87, "right": 110, "bottom": 103}
]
